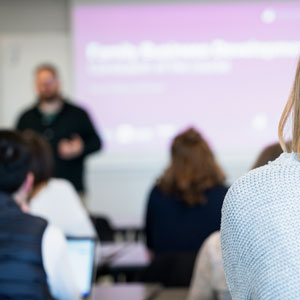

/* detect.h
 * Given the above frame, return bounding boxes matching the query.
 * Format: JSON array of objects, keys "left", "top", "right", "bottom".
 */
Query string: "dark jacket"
[
  {"left": 145, "top": 185, "right": 228, "bottom": 254},
  {"left": 16, "top": 100, "right": 102, "bottom": 192},
  {"left": 0, "top": 192, "right": 53, "bottom": 300}
]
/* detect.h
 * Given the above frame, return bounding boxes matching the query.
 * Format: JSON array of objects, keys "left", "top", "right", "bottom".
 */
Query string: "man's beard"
[{"left": 38, "top": 93, "right": 60, "bottom": 103}]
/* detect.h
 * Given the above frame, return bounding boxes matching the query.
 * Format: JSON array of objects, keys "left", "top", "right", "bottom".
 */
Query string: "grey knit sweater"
[{"left": 221, "top": 152, "right": 300, "bottom": 300}]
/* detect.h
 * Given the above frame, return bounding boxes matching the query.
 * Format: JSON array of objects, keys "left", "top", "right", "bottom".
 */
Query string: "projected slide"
[{"left": 73, "top": 2, "right": 300, "bottom": 153}]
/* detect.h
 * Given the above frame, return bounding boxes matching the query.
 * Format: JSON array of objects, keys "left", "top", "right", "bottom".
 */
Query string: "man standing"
[{"left": 16, "top": 64, "right": 102, "bottom": 193}]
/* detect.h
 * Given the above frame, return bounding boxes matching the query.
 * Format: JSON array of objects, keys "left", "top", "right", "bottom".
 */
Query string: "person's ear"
[{"left": 54, "top": 78, "right": 60, "bottom": 92}]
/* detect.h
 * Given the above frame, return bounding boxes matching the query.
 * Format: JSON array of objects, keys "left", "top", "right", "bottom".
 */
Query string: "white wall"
[
  {"left": 0, "top": 0, "right": 71, "bottom": 126},
  {"left": 0, "top": 0, "right": 69, "bottom": 33},
  {"left": 1, "top": 33, "right": 71, "bottom": 127}
]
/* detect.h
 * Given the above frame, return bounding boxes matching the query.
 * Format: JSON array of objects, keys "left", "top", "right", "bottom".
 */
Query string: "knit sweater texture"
[{"left": 221, "top": 152, "right": 300, "bottom": 300}]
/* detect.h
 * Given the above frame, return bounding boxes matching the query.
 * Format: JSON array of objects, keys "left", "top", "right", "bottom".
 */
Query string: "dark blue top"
[
  {"left": 145, "top": 185, "right": 228, "bottom": 254},
  {"left": 0, "top": 192, "right": 53, "bottom": 300}
]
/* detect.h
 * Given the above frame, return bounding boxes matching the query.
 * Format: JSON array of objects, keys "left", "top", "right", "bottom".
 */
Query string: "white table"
[{"left": 99, "top": 242, "right": 150, "bottom": 268}]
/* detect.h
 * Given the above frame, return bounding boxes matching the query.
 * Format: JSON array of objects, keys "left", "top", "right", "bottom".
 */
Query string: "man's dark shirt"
[{"left": 16, "top": 100, "right": 102, "bottom": 192}]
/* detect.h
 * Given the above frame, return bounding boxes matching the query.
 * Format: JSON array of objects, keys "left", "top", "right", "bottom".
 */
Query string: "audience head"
[
  {"left": 251, "top": 142, "right": 283, "bottom": 170},
  {"left": 22, "top": 130, "right": 54, "bottom": 190},
  {"left": 279, "top": 57, "right": 300, "bottom": 153},
  {"left": 158, "top": 127, "right": 226, "bottom": 205},
  {"left": 0, "top": 130, "right": 34, "bottom": 210},
  {"left": 35, "top": 63, "right": 60, "bottom": 102}
]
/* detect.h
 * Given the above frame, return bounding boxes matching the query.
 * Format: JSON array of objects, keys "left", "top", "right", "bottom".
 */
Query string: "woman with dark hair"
[
  {"left": 23, "top": 130, "right": 95, "bottom": 237},
  {"left": 145, "top": 127, "right": 228, "bottom": 255}
]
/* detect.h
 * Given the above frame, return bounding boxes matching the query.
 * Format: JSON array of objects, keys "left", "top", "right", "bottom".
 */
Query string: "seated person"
[
  {"left": 0, "top": 130, "right": 80, "bottom": 300},
  {"left": 145, "top": 127, "right": 228, "bottom": 255},
  {"left": 187, "top": 142, "right": 283, "bottom": 300},
  {"left": 23, "top": 130, "right": 96, "bottom": 237},
  {"left": 187, "top": 231, "right": 230, "bottom": 300}
]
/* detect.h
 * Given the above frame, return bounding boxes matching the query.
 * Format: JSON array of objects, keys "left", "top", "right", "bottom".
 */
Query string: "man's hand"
[{"left": 58, "top": 134, "right": 84, "bottom": 160}]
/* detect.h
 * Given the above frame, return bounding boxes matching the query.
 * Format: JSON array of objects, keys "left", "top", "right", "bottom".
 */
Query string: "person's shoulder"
[
  {"left": 222, "top": 153, "right": 290, "bottom": 215},
  {"left": 201, "top": 231, "right": 221, "bottom": 252},
  {"left": 23, "top": 212, "right": 48, "bottom": 233},
  {"left": 24, "top": 213, "right": 46, "bottom": 223},
  {"left": 202, "top": 231, "right": 222, "bottom": 260},
  {"left": 49, "top": 178, "right": 75, "bottom": 190},
  {"left": 205, "top": 185, "right": 228, "bottom": 207},
  {"left": 18, "top": 104, "right": 38, "bottom": 119},
  {"left": 147, "top": 185, "right": 167, "bottom": 206},
  {"left": 150, "top": 184, "right": 162, "bottom": 194},
  {"left": 224, "top": 168, "right": 263, "bottom": 207},
  {"left": 48, "top": 178, "right": 78, "bottom": 198},
  {"left": 63, "top": 100, "right": 89, "bottom": 116},
  {"left": 227, "top": 152, "right": 296, "bottom": 196},
  {"left": 208, "top": 184, "right": 228, "bottom": 195},
  {"left": 149, "top": 185, "right": 165, "bottom": 199}
]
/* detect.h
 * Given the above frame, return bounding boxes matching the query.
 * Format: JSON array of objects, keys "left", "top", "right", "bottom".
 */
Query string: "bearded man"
[{"left": 16, "top": 64, "right": 102, "bottom": 194}]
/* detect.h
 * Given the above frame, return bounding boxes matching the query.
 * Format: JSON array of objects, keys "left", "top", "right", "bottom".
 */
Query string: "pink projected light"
[{"left": 73, "top": 2, "right": 300, "bottom": 153}]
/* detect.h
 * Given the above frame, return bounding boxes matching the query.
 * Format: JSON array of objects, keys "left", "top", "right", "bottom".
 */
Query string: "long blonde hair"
[{"left": 278, "top": 58, "right": 300, "bottom": 153}]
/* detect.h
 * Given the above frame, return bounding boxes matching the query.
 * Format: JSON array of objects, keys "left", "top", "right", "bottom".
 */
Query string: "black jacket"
[
  {"left": 0, "top": 192, "right": 53, "bottom": 300},
  {"left": 16, "top": 100, "right": 102, "bottom": 192}
]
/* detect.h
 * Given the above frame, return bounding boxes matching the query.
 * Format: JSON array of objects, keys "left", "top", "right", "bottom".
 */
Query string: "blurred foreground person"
[
  {"left": 221, "top": 57, "right": 300, "bottom": 299},
  {"left": 16, "top": 64, "right": 102, "bottom": 193},
  {"left": 23, "top": 130, "right": 96, "bottom": 237},
  {"left": 187, "top": 142, "right": 282, "bottom": 300},
  {"left": 145, "top": 127, "right": 227, "bottom": 255},
  {"left": 0, "top": 130, "right": 79, "bottom": 300}
]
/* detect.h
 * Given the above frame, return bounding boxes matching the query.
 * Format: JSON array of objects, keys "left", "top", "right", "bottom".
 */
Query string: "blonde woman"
[{"left": 221, "top": 58, "right": 300, "bottom": 299}]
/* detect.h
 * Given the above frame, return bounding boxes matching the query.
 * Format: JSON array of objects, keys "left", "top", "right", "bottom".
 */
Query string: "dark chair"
[
  {"left": 90, "top": 215, "right": 115, "bottom": 242},
  {"left": 140, "top": 252, "right": 197, "bottom": 287}
]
